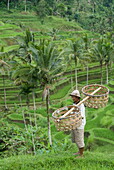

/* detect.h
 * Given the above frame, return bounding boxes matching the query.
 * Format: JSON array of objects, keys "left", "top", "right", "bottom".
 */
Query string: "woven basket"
[
  {"left": 82, "top": 84, "right": 109, "bottom": 108},
  {"left": 52, "top": 106, "right": 82, "bottom": 131}
]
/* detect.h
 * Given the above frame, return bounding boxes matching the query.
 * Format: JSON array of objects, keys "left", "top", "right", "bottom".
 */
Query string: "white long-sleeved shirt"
[{"left": 73, "top": 103, "right": 86, "bottom": 129}]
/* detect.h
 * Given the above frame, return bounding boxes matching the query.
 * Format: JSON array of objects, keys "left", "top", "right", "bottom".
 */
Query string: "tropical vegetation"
[{"left": 0, "top": 0, "right": 114, "bottom": 169}]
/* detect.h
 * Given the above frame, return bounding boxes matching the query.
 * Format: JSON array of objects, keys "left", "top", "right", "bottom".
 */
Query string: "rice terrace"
[{"left": 0, "top": 0, "right": 114, "bottom": 170}]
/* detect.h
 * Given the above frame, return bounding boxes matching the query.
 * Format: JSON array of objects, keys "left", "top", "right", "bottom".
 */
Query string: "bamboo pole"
[{"left": 60, "top": 87, "right": 101, "bottom": 119}]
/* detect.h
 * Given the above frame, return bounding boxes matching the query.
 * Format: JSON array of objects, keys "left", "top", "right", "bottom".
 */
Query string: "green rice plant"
[
  {"left": 105, "top": 110, "right": 114, "bottom": 116},
  {"left": 54, "top": 131, "right": 67, "bottom": 140},
  {"left": 50, "top": 84, "right": 71, "bottom": 100},
  {"left": 4, "top": 45, "right": 19, "bottom": 52},
  {"left": 0, "top": 151, "right": 114, "bottom": 170},
  {"left": 7, "top": 113, "right": 23, "bottom": 120},
  {"left": 30, "top": 107, "right": 47, "bottom": 117},
  {"left": 93, "top": 128, "right": 114, "bottom": 141},
  {"left": 36, "top": 114, "right": 47, "bottom": 128},
  {"left": 94, "top": 144, "right": 114, "bottom": 155},
  {"left": 100, "top": 116, "right": 113, "bottom": 128},
  {"left": 109, "top": 80, "right": 114, "bottom": 86},
  {"left": 95, "top": 136, "right": 114, "bottom": 145}
]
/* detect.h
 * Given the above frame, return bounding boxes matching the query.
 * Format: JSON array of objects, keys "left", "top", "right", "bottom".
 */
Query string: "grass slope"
[
  {"left": 0, "top": 11, "right": 99, "bottom": 48},
  {"left": 0, "top": 151, "right": 114, "bottom": 170}
]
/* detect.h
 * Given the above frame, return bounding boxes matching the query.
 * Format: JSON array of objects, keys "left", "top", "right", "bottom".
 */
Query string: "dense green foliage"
[
  {"left": 0, "top": 1, "right": 114, "bottom": 169},
  {"left": 0, "top": 0, "right": 114, "bottom": 33}
]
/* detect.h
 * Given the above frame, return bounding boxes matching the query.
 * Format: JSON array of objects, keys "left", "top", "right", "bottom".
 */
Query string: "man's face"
[{"left": 71, "top": 96, "right": 80, "bottom": 103}]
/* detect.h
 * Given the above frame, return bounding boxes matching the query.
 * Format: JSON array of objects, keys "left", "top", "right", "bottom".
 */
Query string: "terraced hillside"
[
  {"left": 0, "top": 11, "right": 114, "bottom": 170},
  {"left": 1, "top": 67, "right": 114, "bottom": 145},
  {"left": 0, "top": 63, "right": 114, "bottom": 109},
  {"left": 0, "top": 11, "right": 99, "bottom": 51}
]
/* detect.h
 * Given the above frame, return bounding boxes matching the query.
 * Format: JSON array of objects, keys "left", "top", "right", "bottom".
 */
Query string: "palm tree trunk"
[
  {"left": 7, "top": 0, "right": 10, "bottom": 10},
  {"left": 3, "top": 75, "right": 8, "bottom": 110},
  {"left": 71, "top": 77, "right": 73, "bottom": 90},
  {"left": 100, "top": 63, "right": 103, "bottom": 85},
  {"left": 19, "top": 95, "right": 28, "bottom": 131},
  {"left": 46, "top": 88, "right": 52, "bottom": 146},
  {"left": 32, "top": 91, "right": 36, "bottom": 110},
  {"left": 19, "top": 95, "right": 22, "bottom": 109},
  {"left": 75, "top": 68, "right": 78, "bottom": 90},
  {"left": 71, "top": 66, "right": 73, "bottom": 90},
  {"left": 25, "top": 0, "right": 27, "bottom": 12},
  {"left": 106, "top": 63, "right": 109, "bottom": 84},
  {"left": 26, "top": 94, "right": 30, "bottom": 108},
  {"left": 87, "top": 65, "right": 89, "bottom": 85},
  {"left": 32, "top": 91, "right": 37, "bottom": 128},
  {"left": 29, "top": 113, "right": 36, "bottom": 155}
]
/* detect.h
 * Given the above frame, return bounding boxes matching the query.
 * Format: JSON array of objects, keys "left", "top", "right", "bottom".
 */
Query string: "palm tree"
[
  {"left": 92, "top": 35, "right": 114, "bottom": 84},
  {"left": 82, "top": 34, "right": 91, "bottom": 85},
  {"left": 62, "top": 49, "right": 74, "bottom": 90},
  {"left": 64, "top": 38, "right": 84, "bottom": 89},
  {"left": 91, "top": 37, "right": 105, "bottom": 84},
  {"left": 9, "top": 29, "right": 36, "bottom": 109},
  {"left": 13, "top": 29, "right": 65, "bottom": 146},
  {"left": 11, "top": 61, "right": 38, "bottom": 108},
  {"left": 103, "top": 36, "right": 114, "bottom": 84},
  {"left": 35, "top": 0, "right": 48, "bottom": 24},
  {"left": 30, "top": 39, "right": 65, "bottom": 146}
]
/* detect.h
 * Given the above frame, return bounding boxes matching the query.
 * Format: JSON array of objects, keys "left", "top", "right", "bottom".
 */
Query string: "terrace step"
[{"left": 0, "top": 64, "right": 114, "bottom": 108}]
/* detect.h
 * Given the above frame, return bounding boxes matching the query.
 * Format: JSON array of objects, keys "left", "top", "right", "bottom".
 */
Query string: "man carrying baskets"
[
  {"left": 70, "top": 90, "right": 86, "bottom": 158},
  {"left": 53, "top": 84, "right": 109, "bottom": 157}
]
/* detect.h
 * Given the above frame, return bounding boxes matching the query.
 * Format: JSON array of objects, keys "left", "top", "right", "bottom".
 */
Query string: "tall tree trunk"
[
  {"left": 26, "top": 93, "right": 30, "bottom": 108},
  {"left": 75, "top": 68, "right": 78, "bottom": 90},
  {"left": 106, "top": 63, "right": 109, "bottom": 84},
  {"left": 46, "top": 88, "right": 52, "bottom": 146},
  {"left": 20, "top": 95, "right": 28, "bottom": 132},
  {"left": 86, "top": 65, "right": 89, "bottom": 85},
  {"left": 71, "top": 67, "right": 73, "bottom": 90},
  {"left": 25, "top": 0, "right": 27, "bottom": 12},
  {"left": 71, "top": 77, "right": 73, "bottom": 90},
  {"left": 27, "top": 101, "right": 36, "bottom": 155},
  {"left": 7, "top": 0, "right": 10, "bottom": 10},
  {"left": 100, "top": 63, "right": 103, "bottom": 85},
  {"left": 3, "top": 75, "right": 8, "bottom": 110},
  {"left": 29, "top": 113, "right": 36, "bottom": 155},
  {"left": 32, "top": 91, "right": 37, "bottom": 128},
  {"left": 19, "top": 95, "right": 22, "bottom": 109}
]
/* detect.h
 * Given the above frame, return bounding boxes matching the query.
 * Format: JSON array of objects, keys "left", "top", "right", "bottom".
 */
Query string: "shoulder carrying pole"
[{"left": 60, "top": 87, "right": 101, "bottom": 119}]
